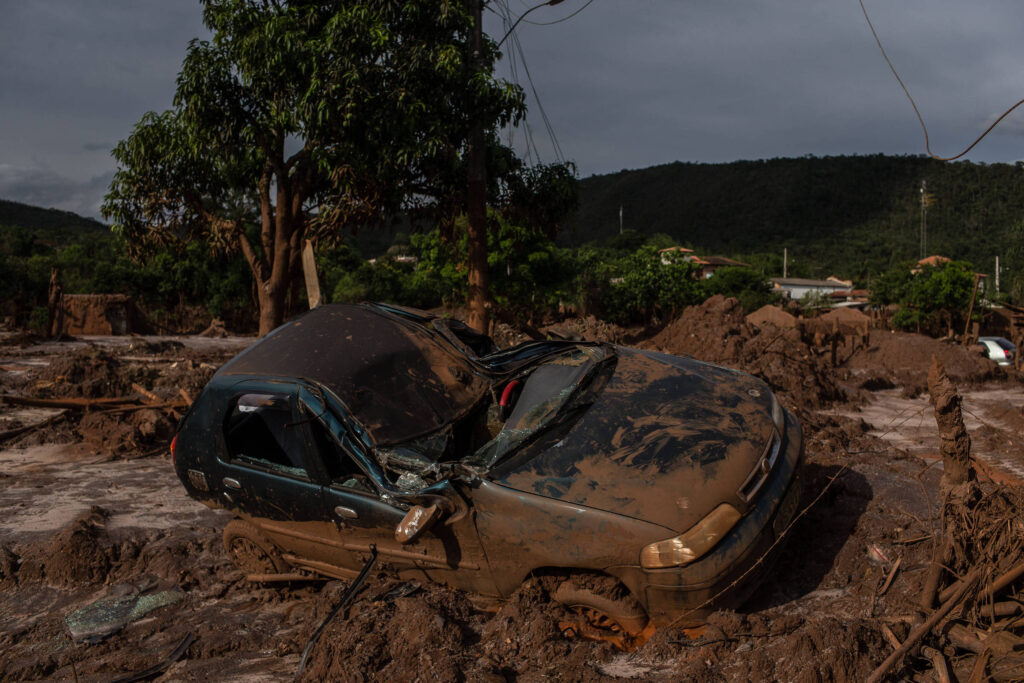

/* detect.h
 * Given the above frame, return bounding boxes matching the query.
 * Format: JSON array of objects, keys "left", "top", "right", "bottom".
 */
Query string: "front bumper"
[{"left": 612, "top": 408, "right": 804, "bottom": 626}]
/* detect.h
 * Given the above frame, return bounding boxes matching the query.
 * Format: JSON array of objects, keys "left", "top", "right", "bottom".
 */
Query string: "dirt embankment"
[
  {"left": 847, "top": 331, "right": 1002, "bottom": 395},
  {"left": 642, "top": 295, "right": 844, "bottom": 409}
]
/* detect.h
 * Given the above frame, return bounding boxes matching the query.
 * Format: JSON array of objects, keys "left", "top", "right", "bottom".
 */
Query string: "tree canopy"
[{"left": 103, "top": 0, "right": 528, "bottom": 335}]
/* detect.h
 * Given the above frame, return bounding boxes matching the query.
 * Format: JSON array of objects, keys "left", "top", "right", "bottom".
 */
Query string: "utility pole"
[
  {"left": 995, "top": 255, "right": 1000, "bottom": 293},
  {"left": 920, "top": 179, "right": 927, "bottom": 259},
  {"left": 619, "top": 204, "right": 623, "bottom": 235},
  {"left": 783, "top": 247, "right": 788, "bottom": 279},
  {"left": 466, "top": 0, "right": 489, "bottom": 334}
]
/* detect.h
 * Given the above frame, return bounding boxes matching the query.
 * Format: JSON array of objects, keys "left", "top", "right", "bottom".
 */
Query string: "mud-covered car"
[{"left": 172, "top": 303, "right": 802, "bottom": 635}]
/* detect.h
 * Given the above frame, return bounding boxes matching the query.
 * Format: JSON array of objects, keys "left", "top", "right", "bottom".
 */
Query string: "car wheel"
[
  {"left": 553, "top": 574, "right": 649, "bottom": 637},
  {"left": 223, "top": 519, "right": 288, "bottom": 575}
]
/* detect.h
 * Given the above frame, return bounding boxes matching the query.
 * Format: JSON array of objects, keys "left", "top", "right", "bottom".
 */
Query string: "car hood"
[{"left": 494, "top": 347, "right": 777, "bottom": 533}]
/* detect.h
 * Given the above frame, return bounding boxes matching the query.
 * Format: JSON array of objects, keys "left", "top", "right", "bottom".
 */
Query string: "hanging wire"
[
  {"left": 521, "top": 0, "right": 594, "bottom": 26},
  {"left": 492, "top": 0, "right": 566, "bottom": 164},
  {"left": 859, "top": 0, "right": 1024, "bottom": 162},
  {"left": 493, "top": 0, "right": 542, "bottom": 164},
  {"left": 508, "top": 26, "right": 566, "bottom": 162}
]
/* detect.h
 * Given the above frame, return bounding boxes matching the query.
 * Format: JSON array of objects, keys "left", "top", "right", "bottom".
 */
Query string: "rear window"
[
  {"left": 224, "top": 393, "right": 308, "bottom": 478},
  {"left": 995, "top": 338, "right": 1016, "bottom": 352}
]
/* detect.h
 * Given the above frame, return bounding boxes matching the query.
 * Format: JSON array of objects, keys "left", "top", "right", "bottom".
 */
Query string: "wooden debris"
[
  {"left": 866, "top": 567, "right": 981, "bottom": 683},
  {"left": 921, "top": 646, "right": 954, "bottom": 683},
  {"left": 132, "top": 382, "right": 162, "bottom": 404},
  {"left": 0, "top": 410, "right": 68, "bottom": 444},
  {"left": 878, "top": 555, "right": 902, "bottom": 597}
]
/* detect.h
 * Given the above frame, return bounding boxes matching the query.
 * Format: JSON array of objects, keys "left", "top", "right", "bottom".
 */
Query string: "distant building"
[
  {"left": 911, "top": 255, "right": 987, "bottom": 293},
  {"left": 771, "top": 277, "right": 851, "bottom": 300},
  {"left": 658, "top": 246, "right": 694, "bottom": 265},
  {"left": 695, "top": 256, "right": 751, "bottom": 280}
]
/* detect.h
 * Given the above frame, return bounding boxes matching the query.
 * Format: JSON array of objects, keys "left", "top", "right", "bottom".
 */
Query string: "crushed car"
[{"left": 171, "top": 303, "right": 803, "bottom": 636}]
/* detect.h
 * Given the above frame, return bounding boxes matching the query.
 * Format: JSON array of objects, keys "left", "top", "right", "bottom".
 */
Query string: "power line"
[
  {"left": 859, "top": 0, "right": 1024, "bottom": 162},
  {"left": 493, "top": 0, "right": 565, "bottom": 164},
  {"left": 521, "top": 0, "right": 593, "bottom": 26}
]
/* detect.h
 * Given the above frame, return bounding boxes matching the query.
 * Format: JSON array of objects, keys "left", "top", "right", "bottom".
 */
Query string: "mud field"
[{"left": 2, "top": 300, "right": 1023, "bottom": 682}]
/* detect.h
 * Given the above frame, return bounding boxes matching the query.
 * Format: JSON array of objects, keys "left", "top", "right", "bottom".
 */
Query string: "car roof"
[{"left": 217, "top": 304, "right": 489, "bottom": 446}]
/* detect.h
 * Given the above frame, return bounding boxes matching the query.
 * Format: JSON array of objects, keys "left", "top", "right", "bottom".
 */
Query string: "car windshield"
[{"left": 469, "top": 347, "right": 607, "bottom": 469}]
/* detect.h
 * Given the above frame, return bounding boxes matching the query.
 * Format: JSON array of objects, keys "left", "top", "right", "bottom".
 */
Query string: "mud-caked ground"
[{"left": 1, "top": 303, "right": 1022, "bottom": 682}]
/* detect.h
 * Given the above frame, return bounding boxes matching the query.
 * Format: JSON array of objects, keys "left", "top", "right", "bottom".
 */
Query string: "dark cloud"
[
  {"left": 2, "top": 0, "right": 1023, "bottom": 219},
  {"left": 0, "top": 165, "right": 114, "bottom": 218}
]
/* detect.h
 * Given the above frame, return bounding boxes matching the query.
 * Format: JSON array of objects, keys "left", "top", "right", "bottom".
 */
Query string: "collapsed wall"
[{"left": 52, "top": 294, "right": 147, "bottom": 336}]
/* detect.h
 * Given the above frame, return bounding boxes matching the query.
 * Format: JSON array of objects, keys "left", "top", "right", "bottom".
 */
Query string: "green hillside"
[
  {"left": 0, "top": 199, "right": 108, "bottom": 242},
  {"left": 563, "top": 155, "right": 1024, "bottom": 286}
]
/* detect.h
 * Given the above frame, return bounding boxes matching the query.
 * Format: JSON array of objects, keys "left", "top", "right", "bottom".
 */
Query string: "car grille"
[{"left": 738, "top": 429, "right": 782, "bottom": 503}]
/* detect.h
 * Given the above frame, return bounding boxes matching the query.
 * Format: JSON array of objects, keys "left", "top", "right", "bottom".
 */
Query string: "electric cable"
[
  {"left": 521, "top": 0, "right": 594, "bottom": 26},
  {"left": 495, "top": 0, "right": 565, "bottom": 163},
  {"left": 859, "top": 0, "right": 1024, "bottom": 161}
]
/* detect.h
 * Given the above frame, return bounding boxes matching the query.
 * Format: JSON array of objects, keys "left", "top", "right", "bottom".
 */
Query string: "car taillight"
[{"left": 170, "top": 434, "right": 178, "bottom": 466}]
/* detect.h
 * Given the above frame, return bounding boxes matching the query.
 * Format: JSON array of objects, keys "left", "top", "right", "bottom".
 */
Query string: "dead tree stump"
[{"left": 926, "top": 355, "right": 973, "bottom": 492}]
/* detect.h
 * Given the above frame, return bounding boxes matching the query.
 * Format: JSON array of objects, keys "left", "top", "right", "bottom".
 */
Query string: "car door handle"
[
  {"left": 334, "top": 505, "right": 358, "bottom": 519},
  {"left": 222, "top": 477, "right": 241, "bottom": 490}
]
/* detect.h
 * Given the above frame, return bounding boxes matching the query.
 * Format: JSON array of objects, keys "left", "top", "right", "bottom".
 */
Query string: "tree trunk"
[
  {"left": 256, "top": 278, "right": 287, "bottom": 337},
  {"left": 465, "top": 0, "right": 490, "bottom": 335},
  {"left": 927, "top": 355, "right": 973, "bottom": 491}
]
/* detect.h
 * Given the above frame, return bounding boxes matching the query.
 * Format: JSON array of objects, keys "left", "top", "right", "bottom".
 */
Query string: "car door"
[
  {"left": 215, "top": 380, "right": 347, "bottom": 570},
  {"left": 299, "top": 387, "right": 499, "bottom": 594}
]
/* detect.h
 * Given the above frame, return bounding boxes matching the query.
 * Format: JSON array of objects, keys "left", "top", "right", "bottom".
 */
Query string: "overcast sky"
[{"left": 2, "top": 0, "right": 1024, "bottom": 219}]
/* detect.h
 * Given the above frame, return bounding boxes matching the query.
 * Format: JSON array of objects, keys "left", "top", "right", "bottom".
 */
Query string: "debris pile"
[
  {"left": 644, "top": 295, "right": 844, "bottom": 408},
  {"left": 848, "top": 330, "right": 1001, "bottom": 395}
]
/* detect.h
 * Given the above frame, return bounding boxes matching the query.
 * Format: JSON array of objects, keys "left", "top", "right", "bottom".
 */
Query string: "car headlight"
[{"left": 640, "top": 503, "right": 742, "bottom": 569}]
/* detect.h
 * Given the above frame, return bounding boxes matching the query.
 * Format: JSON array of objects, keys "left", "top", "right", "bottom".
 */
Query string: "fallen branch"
[
  {"left": 0, "top": 410, "right": 68, "bottom": 444},
  {"left": 878, "top": 555, "right": 902, "bottom": 597},
  {"left": 131, "top": 383, "right": 161, "bottom": 404},
  {"left": 866, "top": 567, "right": 981, "bottom": 683},
  {"left": 922, "top": 646, "right": 954, "bottom": 683},
  {"left": 939, "top": 560, "right": 1024, "bottom": 605},
  {"left": 1, "top": 394, "right": 135, "bottom": 409}
]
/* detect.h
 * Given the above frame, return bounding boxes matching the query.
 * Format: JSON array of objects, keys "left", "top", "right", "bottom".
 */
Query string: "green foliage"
[
  {"left": 599, "top": 246, "right": 704, "bottom": 325},
  {"left": 0, "top": 219, "right": 253, "bottom": 332},
  {"left": 565, "top": 155, "right": 1024, "bottom": 295},
  {"left": 702, "top": 266, "right": 778, "bottom": 312},
  {"left": 102, "top": 0, "right": 530, "bottom": 331},
  {"left": 873, "top": 261, "right": 977, "bottom": 333}
]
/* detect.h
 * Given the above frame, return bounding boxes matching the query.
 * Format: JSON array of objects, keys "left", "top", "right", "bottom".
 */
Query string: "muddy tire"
[
  {"left": 223, "top": 519, "right": 288, "bottom": 575},
  {"left": 553, "top": 574, "right": 649, "bottom": 636}
]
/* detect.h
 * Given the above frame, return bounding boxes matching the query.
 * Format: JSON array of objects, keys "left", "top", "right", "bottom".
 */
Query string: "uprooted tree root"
[{"left": 872, "top": 476, "right": 1024, "bottom": 680}]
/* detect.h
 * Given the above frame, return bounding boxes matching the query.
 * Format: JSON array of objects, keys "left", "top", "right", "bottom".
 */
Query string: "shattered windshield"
[{"left": 469, "top": 347, "right": 607, "bottom": 469}]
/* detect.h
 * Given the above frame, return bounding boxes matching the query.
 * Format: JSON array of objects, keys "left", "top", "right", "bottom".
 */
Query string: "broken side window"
[
  {"left": 224, "top": 392, "right": 308, "bottom": 478},
  {"left": 308, "top": 415, "right": 374, "bottom": 494}
]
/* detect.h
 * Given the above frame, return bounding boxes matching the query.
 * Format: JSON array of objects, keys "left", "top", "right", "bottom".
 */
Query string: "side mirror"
[{"left": 394, "top": 504, "right": 443, "bottom": 545}]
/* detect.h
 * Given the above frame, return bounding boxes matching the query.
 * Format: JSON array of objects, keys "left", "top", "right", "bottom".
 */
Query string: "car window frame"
[{"left": 216, "top": 382, "right": 319, "bottom": 484}]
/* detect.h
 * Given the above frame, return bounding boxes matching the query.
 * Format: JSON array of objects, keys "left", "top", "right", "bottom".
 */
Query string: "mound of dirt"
[
  {"left": 152, "top": 358, "right": 219, "bottom": 396},
  {"left": 77, "top": 409, "right": 175, "bottom": 457},
  {"left": 745, "top": 304, "right": 797, "bottom": 329},
  {"left": 645, "top": 295, "right": 844, "bottom": 408},
  {"left": 848, "top": 331, "right": 1002, "bottom": 393},
  {"left": 16, "top": 507, "right": 115, "bottom": 587},
  {"left": 540, "top": 315, "right": 640, "bottom": 345},
  {"left": 29, "top": 348, "right": 156, "bottom": 399}
]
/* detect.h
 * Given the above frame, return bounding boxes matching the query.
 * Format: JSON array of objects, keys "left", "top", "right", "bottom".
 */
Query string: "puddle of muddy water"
[
  {"left": 834, "top": 384, "right": 1024, "bottom": 482},
  {"left": 0, "top": 443, "right": 226, "bottom": 534}
]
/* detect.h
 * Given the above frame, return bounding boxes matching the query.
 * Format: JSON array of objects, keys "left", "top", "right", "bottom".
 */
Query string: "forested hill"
[
  {"left": 0, "top": 199, "right": 107, "bottom": 242},
  {"left": 562, "top": 155, "right": 1024, "bottom": 281}
]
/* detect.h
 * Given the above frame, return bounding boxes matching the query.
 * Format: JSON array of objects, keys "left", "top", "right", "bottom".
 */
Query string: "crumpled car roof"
[{"left": 218, "top": 304, "right": 489, "bottom": 446}]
